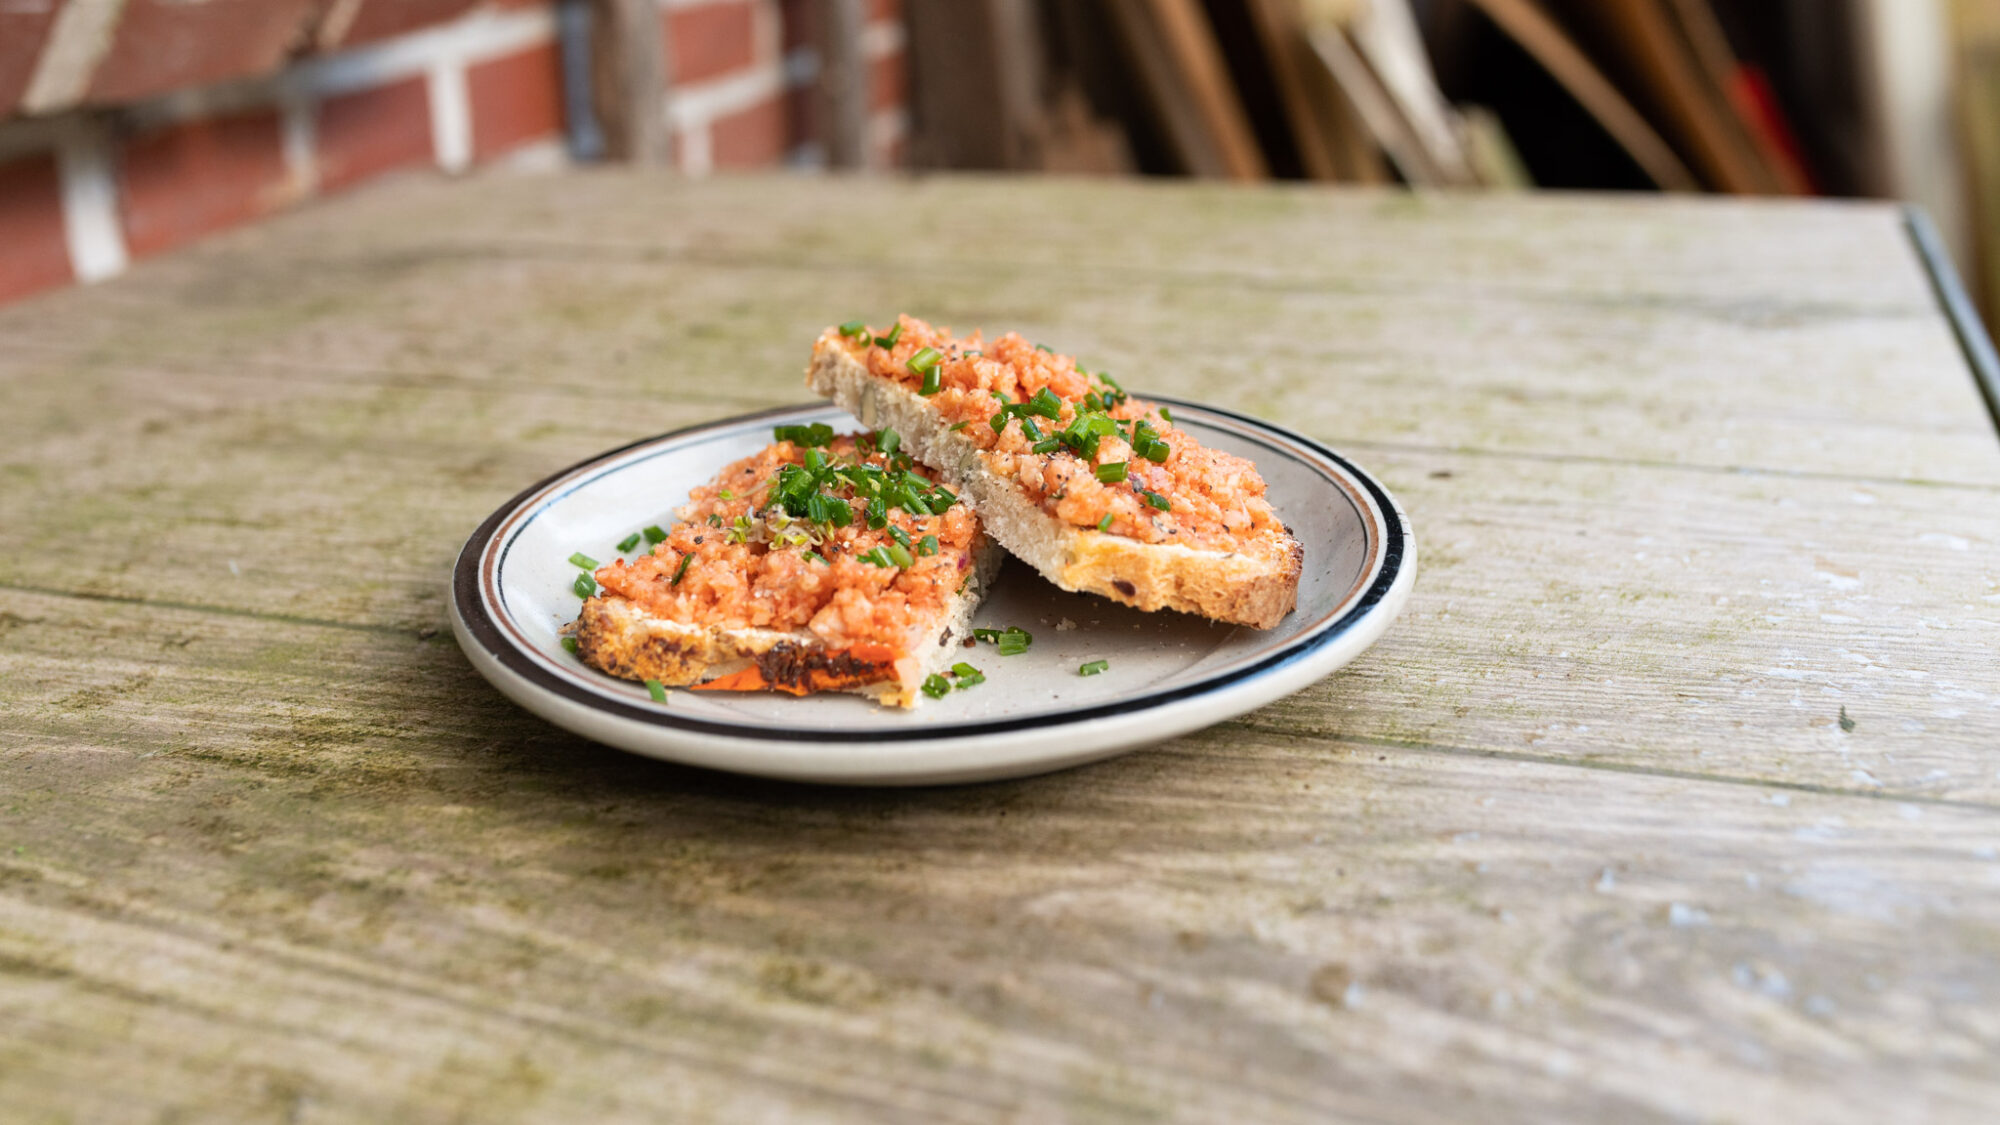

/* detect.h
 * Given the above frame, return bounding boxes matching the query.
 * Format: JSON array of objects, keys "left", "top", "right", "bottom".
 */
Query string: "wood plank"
[
  {"left": 1, "top": 402, "right": 1996, "bottom": 801},
  {"left": 0, "top": 225, "right": 1990, "bottom": 487},
  {"left": 1460, "top": 0, "right": 1702, "bottom": 191},
  {"left": 1102, "top": 0, "right": 1270, "bottom": 180},
  {"left": 3, "top": 589, "right": 1997, "bottom": 1122},
  {"left": 0, "top": 173, "right": 1943, "bottom": 328}
]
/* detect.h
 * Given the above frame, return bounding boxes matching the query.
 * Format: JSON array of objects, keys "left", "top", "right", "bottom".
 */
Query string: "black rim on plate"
[{"left": 452, "top": 398, "right": 1410, "bottom": 742}]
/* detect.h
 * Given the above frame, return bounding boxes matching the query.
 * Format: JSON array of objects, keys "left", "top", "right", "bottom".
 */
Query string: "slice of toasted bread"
[
  {"left": 807, "top": 318, "right": 1302, "bottom": 628},
  {"left": 573, "top": 434, "right": 1002, "bottom": 708}
]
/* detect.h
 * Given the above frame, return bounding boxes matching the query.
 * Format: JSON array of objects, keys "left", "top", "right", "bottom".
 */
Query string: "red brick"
[
  {"left": 869, "top": 47, "right": 903, "bottom": 111},
  {"left": 0, "top": 0, "right": 63, "bottom": 119},
  {"left": 328, "top": 0, "right": 480, "bottom": 48},
  {"left": 0, "top": 153, "right": 73, "bottom": 303},
  {"left": 467, "top": 41, "right": 562, "bottom": 162},
  {"left": 709, "top": 94, "right": 785, "bottom": 169},
  {"left": 86, "top": 0, "right": 320, "bottom": 105},
  {"left": 316, "top": 75, "right": 433, "bottom": 193},
  {"left": 120, "top": 110, "right": 289, "bottom": 259},
  {"left": 669, "top": 1, "right": 757, "bottom": 85}
]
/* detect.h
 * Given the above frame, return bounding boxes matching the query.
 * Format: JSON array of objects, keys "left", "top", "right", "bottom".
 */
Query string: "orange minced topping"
[
  {"left": 836, "top": 315, "right": 1288, "bottom": 553},
  {"left": 593, "top": 435, "right": 980, "bottom": 654}
]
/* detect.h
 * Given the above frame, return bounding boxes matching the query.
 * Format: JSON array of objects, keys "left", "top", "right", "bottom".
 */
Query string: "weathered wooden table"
[{"left": 4, "top": 172, "right": 1998, "bottom": 1122}]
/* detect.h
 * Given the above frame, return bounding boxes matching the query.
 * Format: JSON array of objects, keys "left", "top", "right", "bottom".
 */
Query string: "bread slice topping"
[
  {"left": 808, "top": 316, "right": 1302, "bottom": 628},
  {"left": 574, "top": 429, "right": 997, "bottom": 707}
]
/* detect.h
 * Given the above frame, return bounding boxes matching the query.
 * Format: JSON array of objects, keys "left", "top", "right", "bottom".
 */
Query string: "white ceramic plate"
[{"left": 450, "top": 400, "right": 1414, "bottom": 785}]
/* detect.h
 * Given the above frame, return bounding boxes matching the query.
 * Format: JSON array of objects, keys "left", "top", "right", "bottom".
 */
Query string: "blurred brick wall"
[{"left": 0, "top": 0, "right": 908, "bottom": 304}]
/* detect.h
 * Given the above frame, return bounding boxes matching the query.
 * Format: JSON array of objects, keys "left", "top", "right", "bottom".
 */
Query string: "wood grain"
[{"left": 1, "top": 171, "right": 1997, "bottom": 1121}]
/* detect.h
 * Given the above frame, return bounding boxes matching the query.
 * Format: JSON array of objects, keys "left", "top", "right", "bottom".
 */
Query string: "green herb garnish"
[
  {"left": 878, "top": 427, "right": 900, "bottom": 457},
  {"left": 568, "top": 552, "right": 598, "bottom": 570},
  {"left": 561, "top": 636, "right": 580, "bottom": 654},
  {"left": 874, "top": 322, "right": 904, "bottom": 348},
  {"left": 840, "top": 319, "right": 869, "bottom": 339},
  {"left": 951, "top": 662, "right": 985, "bottom": 688},
  {"left": 644, "top": 525, "right": 667, "bottom": 543},
  {"left": 1140, "top": 488, "right": 1172, "bottom": 511},
  {"left": 804, "top": 550, "right": 826, "bottom": 564},
  {"left": 1095, "top": 461, "right": 1128, "bottom": 483},
  {"left": 885, "top": 542, "right": 914, "bottom": 568},
  {"left": 908, "top": 347, "right": 943, "bottom": 395},
  {"left": 646, "top": 679, "right": 668, "bottom": 702},
  {"left": 617, "top": 533, "right": 642, "bottom": 553},
  {"left": 670, "top": 553, "right": 695, "bottom": 585},
  {"left": 948, "top": 420, "right": 970, "bottom": 432},
  {"left": 573, "top": 573, "right": 596, "bottom": 598},
  {"left": 774, "top": 422, "right": 835, "bottom": 447},
  {"left": 1096, "top": 514, "right": 1113, "bottom": 532},
  {"left": 1079, "top": 659, "right": 1109, "bottom": 676},
  {"left": 1159, "top": 406, "right": 1174, "bottom": 424},
  {"left": 918, "top": 534, "right": 938, "bottom": 556},
  {"left": 921, "top": 674, "right": 952, "bottom": 699}
]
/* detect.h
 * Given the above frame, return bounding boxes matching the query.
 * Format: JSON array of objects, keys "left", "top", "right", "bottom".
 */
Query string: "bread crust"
[
  {"left": 574, "top": 538, "right": 999, "bottom": 708},
  {"left": 808, "top": 332, "right": 1301, "bottom": 629}
]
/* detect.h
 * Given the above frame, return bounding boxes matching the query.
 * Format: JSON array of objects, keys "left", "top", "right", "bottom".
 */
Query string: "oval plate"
[{"left": 450, "top": 400, "right": 1414, "bottom": 785}]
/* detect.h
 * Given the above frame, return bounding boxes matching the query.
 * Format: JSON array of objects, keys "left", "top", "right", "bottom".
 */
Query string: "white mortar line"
[
  {"left": 54, "top": 119, "right": 127, "bottom": 283},
  {"left": 21, "top": 0, "right": 124, "bottom": 115},
  {"left": 426, "top": 60, "right": 473, "bottom": 173},
  {"left": 663, "top": 61, "right": 786, "bottom": 133}
]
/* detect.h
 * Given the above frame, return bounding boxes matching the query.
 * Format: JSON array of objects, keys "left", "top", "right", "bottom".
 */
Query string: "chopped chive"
[
  {"left": 706, "top": 513, "right": 722, "bottom": 527},
  {"left": 1141, "top": 489, "right": 1171, "bottom": 511},
  {"left": 989, "top": 411, "right": 1010, "bottom": 435},
  {"left": 998, "top": 639, "right": 1030, "bottom": 657},
  {"left": 1096, "top": 514, "right": 1113, "bottom": 532},
  {"left": 874, "top": 322, "right": 904, "bottom": 348},
  {"left": 1020, "top": 417, "right": 1044, "bottom": 442},
  {"left": 617, "top": 532, "right": 642, "bottom": 553},
  {"left": 885, "top": 543, "right": 914, "bottom": 568},
  {"left": 839, "top": 319, "right": 868, "bottom": 338},
  {"left": 948, "top": 420, "right": 970, "bottom": 432},
  {"left": 1159, "top": 406, "right": 1174, "bottom": 424},
  {"left": 996, "top": 626, "right": 1032, "bottom": 656},
  {"left": 718, "top": 489, "right": 734, "bottom": 500},
  {"left": 918, "top": 534, "right": 938, "bottom": 556},
  {"left": 1023, "top": 387, "right": 1062, "bottom": 419},
  {"left": 804, "top": 550, "right": 826, "bottom": 564},
  {"left": 561, "top": 636, "right": 580, "bottom": 654},
  {"left": 568, "top": 552, "right": 599, "bottom": 570},
  {"left": 878, "top": 427, "right": 900, "bottom": 456},
  {"left": 1078, "top": 659, "right": 1109, "bottom": 676},
  {"left": 888, "top": 525, "right": 912, "bottom": 549},
  {"left": 951, "top": 663, "right": 985, "bottom": 688},
  {"left": 572, "top": 573, "right": 596, "bottom": 598},
  {"left": 1095, "top": 461, "right": 1128, "bottom": 483},
  {"left": 774, "top": 422, "right": 835, "bottom": 447},
  {"left": 1031, "top": 438, "right": 1061, "bottom": 454},
  {"left": 646, "top": 678, "right": 667, "bottom": 702},
  {"left": 973, "top": 627, "right": 1001, "bottom": 643},
  {"left": 644, "top": 525, "right": 667, "bottom": 543},
  {"left": 907, "top": 347, "right": 942, "bottom": 376},
  {"left": 1035, "top": 343, "right": 1053, "bottom": 353},
  {"left": 921, "top": 674, "right": 952, "bottom": 699},
  {"left": 670, "top": 552, "right": 695, "bottom": 586}
]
